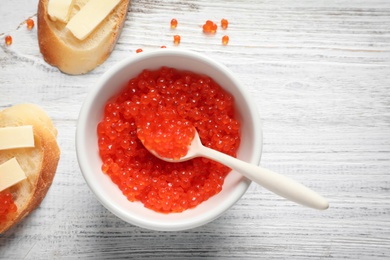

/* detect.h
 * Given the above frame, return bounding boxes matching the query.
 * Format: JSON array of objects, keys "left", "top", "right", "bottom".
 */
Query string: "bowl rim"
[{"left": 76, "top": 49, "right": 262, "bottom": 231}]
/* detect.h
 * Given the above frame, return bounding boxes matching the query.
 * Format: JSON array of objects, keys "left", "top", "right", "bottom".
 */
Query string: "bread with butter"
[
  {"left": 37, "top": 0, "right": 130, "bottom": 75},
  {"left": 0, "top": 104, "right": 60, "bottom": 234}
]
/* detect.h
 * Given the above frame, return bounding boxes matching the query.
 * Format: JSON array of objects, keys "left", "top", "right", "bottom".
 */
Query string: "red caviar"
[
  {"left": 0, "top": 191, "right": 17, "bottom": 223},
  {"left": 136, "top": 48, "right": 143, "bottom": 53},
  {"left": 170, "top": 18, "right": 178, "bottom": 29},
  {"left": 97, "top": 67, "right": 241, "bottom": 213},
  {"left": 222, "top": 35, "right": 229, "bottom": 45},
  {"left": 173, "top": 35, "right": 181, "bottom": 45},
  {"left": 161, "top": 45, "right": 167, "bottom": 48},
  {"left": 221, "top": 18, "right": 228, "bottom": 29},
  {"left": 137, "top": 108, "right": 195, "bottom": 160},
  {"left": 5, "top": 35, "right": 12, "bottom": 46},
  {"left": 202, "top": 20, "right": 217, "bottom": 34},
  {"left": 26, "top": 18, "right": 34, "bottom": 30}
]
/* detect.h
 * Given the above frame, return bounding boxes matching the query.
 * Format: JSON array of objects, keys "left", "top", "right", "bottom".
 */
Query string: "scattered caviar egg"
[
  {"left": 202, "top": 20, "right": 217, "bottom": 34},
  {"left": 97, "top": 67, "right": 241, "bottom": 213},
  {"left": 170, "top": 18, "right": 178, "bottom": 29},
  {"left": 136, "top": 48, "right": 143, "bottom": 53},
  {"left": 221, "top": 18, "right": 228, "bottom": 29},
  {"left": 161, "top": 45, "right": 167, "bottom": 48},
  {"left": 26, "top": 18, "right": 34, "bottom": 30},
  {"left": 173, "top": 35, "right": 181, "bottom": 45},
  {"left": 222, "top": 35, "right": 229, "bottom": 45},
  {"left": 5, "top": 35, "right": 12, "bottom": 46},
  {"left": 0, "top": 191, "right": 17, "bottom": 223}
]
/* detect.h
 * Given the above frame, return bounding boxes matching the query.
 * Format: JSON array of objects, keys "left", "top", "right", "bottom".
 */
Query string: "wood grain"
[{"left": 1, "top": 0, "right": 390, "bottom": 259}]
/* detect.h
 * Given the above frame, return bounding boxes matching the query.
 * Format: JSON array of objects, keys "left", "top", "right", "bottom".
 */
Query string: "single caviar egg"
[
  {"left": 5, "top": 35, "right": 12, "bottom": 46},
  {"left": 221, "top": 18, "right": 228, "bottom": 29},
  {"left": 222, "top": 35, "right": 229, "bottom": 45},
  {"left": 170, "top": 18, "right": 178, "bottom": 29},
  {"left": 202, "top": 20, "right": 217, "bottom": 34},
  {"left": 97, "top": 67, "right": 241, "bottom": 213},
  {"left": 173, "top": 35, "right": 181, "bottom": 45},
  {"left": 26, "top": 18, "right": 34, "bottom": 30},
  {"left": 161, "top": 45, "right": 167, "bottom": 48},
  {"left": 136, "top": 48, "right": 143, "bottom": 53}
]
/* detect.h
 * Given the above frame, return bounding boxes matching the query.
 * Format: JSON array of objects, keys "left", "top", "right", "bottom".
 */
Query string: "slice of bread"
[
  {"left": 0, "top": 104, "right": 60, "bottom": 234},
  {"left": 37, "top": 0, "right": 130, "bottom": 75}
]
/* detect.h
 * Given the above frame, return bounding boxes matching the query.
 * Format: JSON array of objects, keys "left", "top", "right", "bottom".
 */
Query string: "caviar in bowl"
[{"left": 76, "top": 49, "right": 262, "bottom": 231}]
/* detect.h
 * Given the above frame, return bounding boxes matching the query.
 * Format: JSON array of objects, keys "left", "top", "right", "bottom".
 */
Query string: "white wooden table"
[{"left": 1, "top": 0, "right": 389, "bottom": 259}]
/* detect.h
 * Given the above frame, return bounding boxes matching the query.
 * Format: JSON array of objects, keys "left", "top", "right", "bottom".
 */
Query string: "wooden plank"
[{"left": 0, "top": 0, "right": 389, "bottom": 259}]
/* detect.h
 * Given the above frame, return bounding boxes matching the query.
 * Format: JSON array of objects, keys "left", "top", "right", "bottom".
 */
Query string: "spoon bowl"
[{"left": 142, "top": 129, "right": 329, "bottom": 210}]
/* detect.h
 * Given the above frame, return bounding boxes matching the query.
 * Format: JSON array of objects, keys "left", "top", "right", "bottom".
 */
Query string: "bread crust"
[
  {"left": 37, "top": 0, "right": 130, "bottom": 75},
  {"left": 0, "top": 104, "right": 60, "bottom": 234}
]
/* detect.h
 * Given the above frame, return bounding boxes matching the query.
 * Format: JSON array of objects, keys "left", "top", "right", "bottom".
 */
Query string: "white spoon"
[{"left": 141, "top": 130, "right": 329, "bottom": 210}]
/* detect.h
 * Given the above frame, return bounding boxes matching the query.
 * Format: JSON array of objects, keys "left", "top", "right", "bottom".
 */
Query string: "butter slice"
[
  {"left": 66, "top": 0, "right": 122, "bottom": 41},
  {"left": 0, "top": 158, "right": 27, "bottom": 192},
  {"left": 0, "top": 125, "right": 34, "bottom": 150},
  {"left": 48, "top": 0, "right": 75, "bottom": 23}
]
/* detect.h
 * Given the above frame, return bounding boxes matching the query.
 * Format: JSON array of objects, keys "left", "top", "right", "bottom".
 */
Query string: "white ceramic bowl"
[{"left": 76, "top": 49, "right": 262, "bottom": 231}]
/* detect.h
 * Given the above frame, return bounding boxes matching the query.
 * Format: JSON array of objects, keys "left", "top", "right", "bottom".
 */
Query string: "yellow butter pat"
[
  {"left": 0, "top": 158, "right": 27, "bottom": 192},
  {"left": 0, "top": 125, "right": 34, "bottom": 150},
  {"left": 48, "top": 0, "right": 75, "bottom": 23},
  {"left": 66, "top": 0, "right": 122, "bottom": 40}
]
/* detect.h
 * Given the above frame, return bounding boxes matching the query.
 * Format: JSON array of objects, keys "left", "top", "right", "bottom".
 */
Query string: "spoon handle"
[{"left": 200, "top": 146, "right": 329, "bottom": 210}]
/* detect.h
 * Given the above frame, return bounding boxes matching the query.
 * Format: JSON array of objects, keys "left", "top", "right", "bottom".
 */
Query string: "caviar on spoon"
[{"left": 139, "top": 129, "right": 329, "bottom": 210}]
